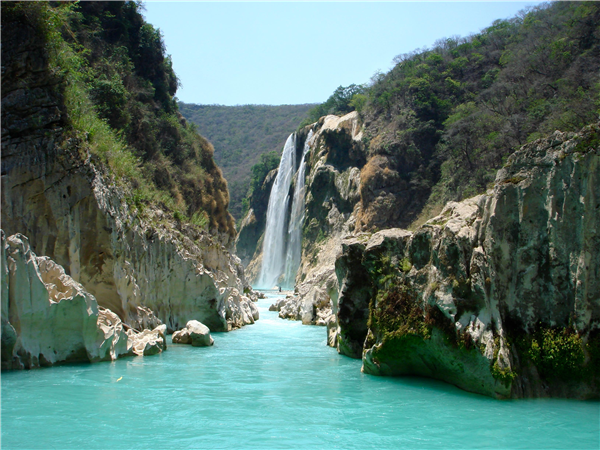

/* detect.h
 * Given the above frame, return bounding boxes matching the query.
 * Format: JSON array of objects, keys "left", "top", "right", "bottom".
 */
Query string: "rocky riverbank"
[
  {"left": 1, "top": 3, "right": 258, "bottom": 370},
  {"left": 339, "top": 123, "right": 600, "bottom": 398},
  {"left": 238, "top": 109, "right": 600, "bottom": 398},
  {"left": 1, "top": 231, "right": 168, "bottom": 369}
]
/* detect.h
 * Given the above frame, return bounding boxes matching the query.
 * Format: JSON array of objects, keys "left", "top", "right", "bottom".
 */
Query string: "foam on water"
[{"left": 2, "top": 293, "right": 599, "bottom": 449}]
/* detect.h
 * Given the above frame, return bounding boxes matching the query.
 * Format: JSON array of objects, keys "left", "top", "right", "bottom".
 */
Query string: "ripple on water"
[{"left": 2, "top": 294, "right": 599, "bottom": 449}]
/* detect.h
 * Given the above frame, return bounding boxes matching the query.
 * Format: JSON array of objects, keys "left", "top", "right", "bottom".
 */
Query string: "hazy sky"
[{"left": 142, "top": 1, "right": 543, "bottom": 106}]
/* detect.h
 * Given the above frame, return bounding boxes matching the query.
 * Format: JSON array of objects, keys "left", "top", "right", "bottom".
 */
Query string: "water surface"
[{"left": 2, "top": 293, "right": 598, "bottom": 449}]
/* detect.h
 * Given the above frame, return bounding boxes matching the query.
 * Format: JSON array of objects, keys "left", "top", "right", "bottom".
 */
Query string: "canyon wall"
[
  {"left": 1, "top": 3, "right": 257, "bottom": 368},
  {"left": 238, "top": 109, "right": 599, "bottom": 398},
  {"left": 336, "top": 124, "right": 600, "bottom": 398}
]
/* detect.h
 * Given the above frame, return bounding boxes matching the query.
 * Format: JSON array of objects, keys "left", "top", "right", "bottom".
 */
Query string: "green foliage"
[
  {"left": 316, "top": 228, "right": 327, "bottom": 244},
  {"left": 12, "top": 1, "right": 236, "bottom": 236},
  {"left": 299, "top": 84, "right": 367, "bottom": 128},
  {"left": 354, "top": 2, "right": 600, "bottom": 224},
  {"left": 491, "top": 361, "right": 517, "bottom": 387},
  {"left": 179, "top": 103, "right": 312, "bottom": 219},
  {"left": 349, "top": 93, "right": 367, "bottom": 113},
  {"left": 370, "top": 282, "right": 431, "bottom": 339},
  {"left": 573, "top": 127, "right": 600, "bottom": 154},
  {"left": 528, "top": 328, "right": 585, "bottom": 380},
  {"left": 399, "top": 257, "right": 412, "bottom": 273}
]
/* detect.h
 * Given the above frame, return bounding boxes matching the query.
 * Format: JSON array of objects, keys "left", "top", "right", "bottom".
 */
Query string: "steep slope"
[
  {"left": 1, "top": 1, "right": 257, "bottom": 364},
  {"left": 358, "top": 2, "right": 600, "bottom": 229}
]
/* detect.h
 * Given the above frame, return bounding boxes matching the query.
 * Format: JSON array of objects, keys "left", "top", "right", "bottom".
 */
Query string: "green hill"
[
  {"left": 179, "top": 103, "right": 314, "bottom": 220},
  {"left": 301, "top": 1, "right": 600, "bottom": 229}
]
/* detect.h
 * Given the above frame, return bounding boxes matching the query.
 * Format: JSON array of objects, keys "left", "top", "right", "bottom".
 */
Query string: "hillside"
[
  {"left": 299, "top": 2, "right": 600, "bottom": 230},
  {"left": 3, "top": 1, "right": 235, "bottom": 236},
  {"left": 179, "top": 103, "right": 314, "bottom": 220}
]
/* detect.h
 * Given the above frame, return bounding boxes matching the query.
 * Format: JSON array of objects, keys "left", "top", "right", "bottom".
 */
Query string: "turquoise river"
[{"left": 2, "top": 293, "right": 599, "bottom": 449}]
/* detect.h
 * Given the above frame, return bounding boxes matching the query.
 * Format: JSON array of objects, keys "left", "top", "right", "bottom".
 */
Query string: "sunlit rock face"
[
  {"left": 1, "top": 9, "right": 255, "bottom": 334},
  {"left": 336, "top": 124, "right": 600, "bottom": 399},
  {"left": 1, "top": 231, "right": 173, "bottom": 369},
  {"left": 1, "top": 117, "right": 256, "bottom": 333},
  {"left": 1, "top": 232, "right": 131, "bottom": 369}
]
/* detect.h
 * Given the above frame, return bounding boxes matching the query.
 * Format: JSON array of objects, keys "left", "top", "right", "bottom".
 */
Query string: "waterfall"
[
  {"left": 283, "top": 130, "right": 314, "bottom": 288},
  {"left": 257, "top": 133, "right": 297, "bottom": 289},
  {"left": 257, "top": 130, "right": 314, "bottom": 290}
]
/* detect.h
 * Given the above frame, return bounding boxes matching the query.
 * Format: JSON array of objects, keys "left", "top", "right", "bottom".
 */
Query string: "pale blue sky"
[{"left": 142, "top": 1, "right": 543, "bottom": 105}]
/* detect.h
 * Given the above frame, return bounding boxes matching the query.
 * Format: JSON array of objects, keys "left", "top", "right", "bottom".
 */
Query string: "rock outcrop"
[
  {"left": 1, "top": 231, "right": 169, "bottom": 369},
  {"left": 172, "top": 320, "right": 214, "bottom": 347},
  {"left": 334, "top": 124, "right": 600, "bottom": 398},
  {"left": 128, "top": 325, "right": 167, "bottom": 356},
  {"left": 269, "top": 294, "right": 334, "bottom": 327}
]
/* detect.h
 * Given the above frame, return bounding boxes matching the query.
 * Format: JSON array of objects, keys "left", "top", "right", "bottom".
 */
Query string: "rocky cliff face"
[
  {"left": 1, "top": 2, "right": 257, "bottom": 363},
  {"left": 1, "top": 231, "right": 167, "bottom": 370},
  {"left": 293, "top": 113, "right": 364, "bottom": 329},
  {"left": 239, "top": 108, "right": 599, "bottom": 398},
  {"left": 335, "top": 124, "right": 600, "bottom": 398}
]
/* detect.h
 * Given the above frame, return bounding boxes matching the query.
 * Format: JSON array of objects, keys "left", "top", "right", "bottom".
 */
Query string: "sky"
[{"left": 142, "top": 1, "right": 544, "bottom": 106}]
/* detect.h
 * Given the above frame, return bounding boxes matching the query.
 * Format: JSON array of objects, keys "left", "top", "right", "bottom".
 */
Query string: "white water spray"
[
  {"left": 257, "top": 133, "right": 297, "bottom": 288},
  {"left": 283, "top": 130, "right": 314, "bottom": 287}
]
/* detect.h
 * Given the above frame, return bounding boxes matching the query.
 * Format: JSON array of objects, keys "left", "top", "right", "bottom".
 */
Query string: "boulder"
[
  {"left": 173, "top": 320, "right": 214, "bottom": 347},
  {"left": 187, "top": 320, "right": 214, "bottom": 347},
  {"left": 127, "top": 325, "right": 167, "bottom": 356},
  {"left": 171, "top": 328, "right": 191, "bottom": 345}
]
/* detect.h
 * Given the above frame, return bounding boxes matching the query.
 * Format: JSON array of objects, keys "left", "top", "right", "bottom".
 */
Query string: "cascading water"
[
  {"left": 257, "top": 133, "right": 297, "bottom": 288},
  {"left": 282, "top": 130, "right": 314, "bottom": 287}
]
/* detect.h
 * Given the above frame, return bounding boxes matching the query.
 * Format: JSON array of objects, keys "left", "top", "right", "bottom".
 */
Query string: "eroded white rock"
[
  {"left": 172, "top": 320, "right": 214, "bottom": 347},
  {"left": 127, "top": 324, "right": 167, "bottom": 356},
  {"left": 1, "top": 232, "right": 136, "bottom": 369}
]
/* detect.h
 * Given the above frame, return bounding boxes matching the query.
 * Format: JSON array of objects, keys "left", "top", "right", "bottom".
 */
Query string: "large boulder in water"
[{"left": 173, "top": 320, "right": 214, "bottom": 347}]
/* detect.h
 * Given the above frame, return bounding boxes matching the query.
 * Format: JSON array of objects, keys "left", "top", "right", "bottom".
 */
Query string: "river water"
[{"left": 2, "top": 293, "right": 598, "bottom": 449}]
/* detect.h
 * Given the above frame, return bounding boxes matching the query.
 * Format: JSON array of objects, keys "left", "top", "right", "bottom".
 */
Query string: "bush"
[{"left": 528, "top": 328, "right": 585, "bottom": 379}]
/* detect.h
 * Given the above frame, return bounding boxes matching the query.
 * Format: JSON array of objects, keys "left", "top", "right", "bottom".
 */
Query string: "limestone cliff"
[
  {"left": 239, "top": 107, "right": 599, "bottom": 398},
  {"left": 1, "top": 1, "right": 257, "bottom": 356},
  {"left": 336, "top": 124, "right": 600, "bottom": 398},
  {"left": 1, "top": 231, "right": 167, "bottom": 370},
  {"left": 294, "top": 113, "right": 364, "bottom": 329}
]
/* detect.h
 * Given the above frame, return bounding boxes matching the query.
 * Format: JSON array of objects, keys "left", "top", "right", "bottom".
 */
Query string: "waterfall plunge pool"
[{"left": 2, "top": 292, "right": 598, "bottom": 449}]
